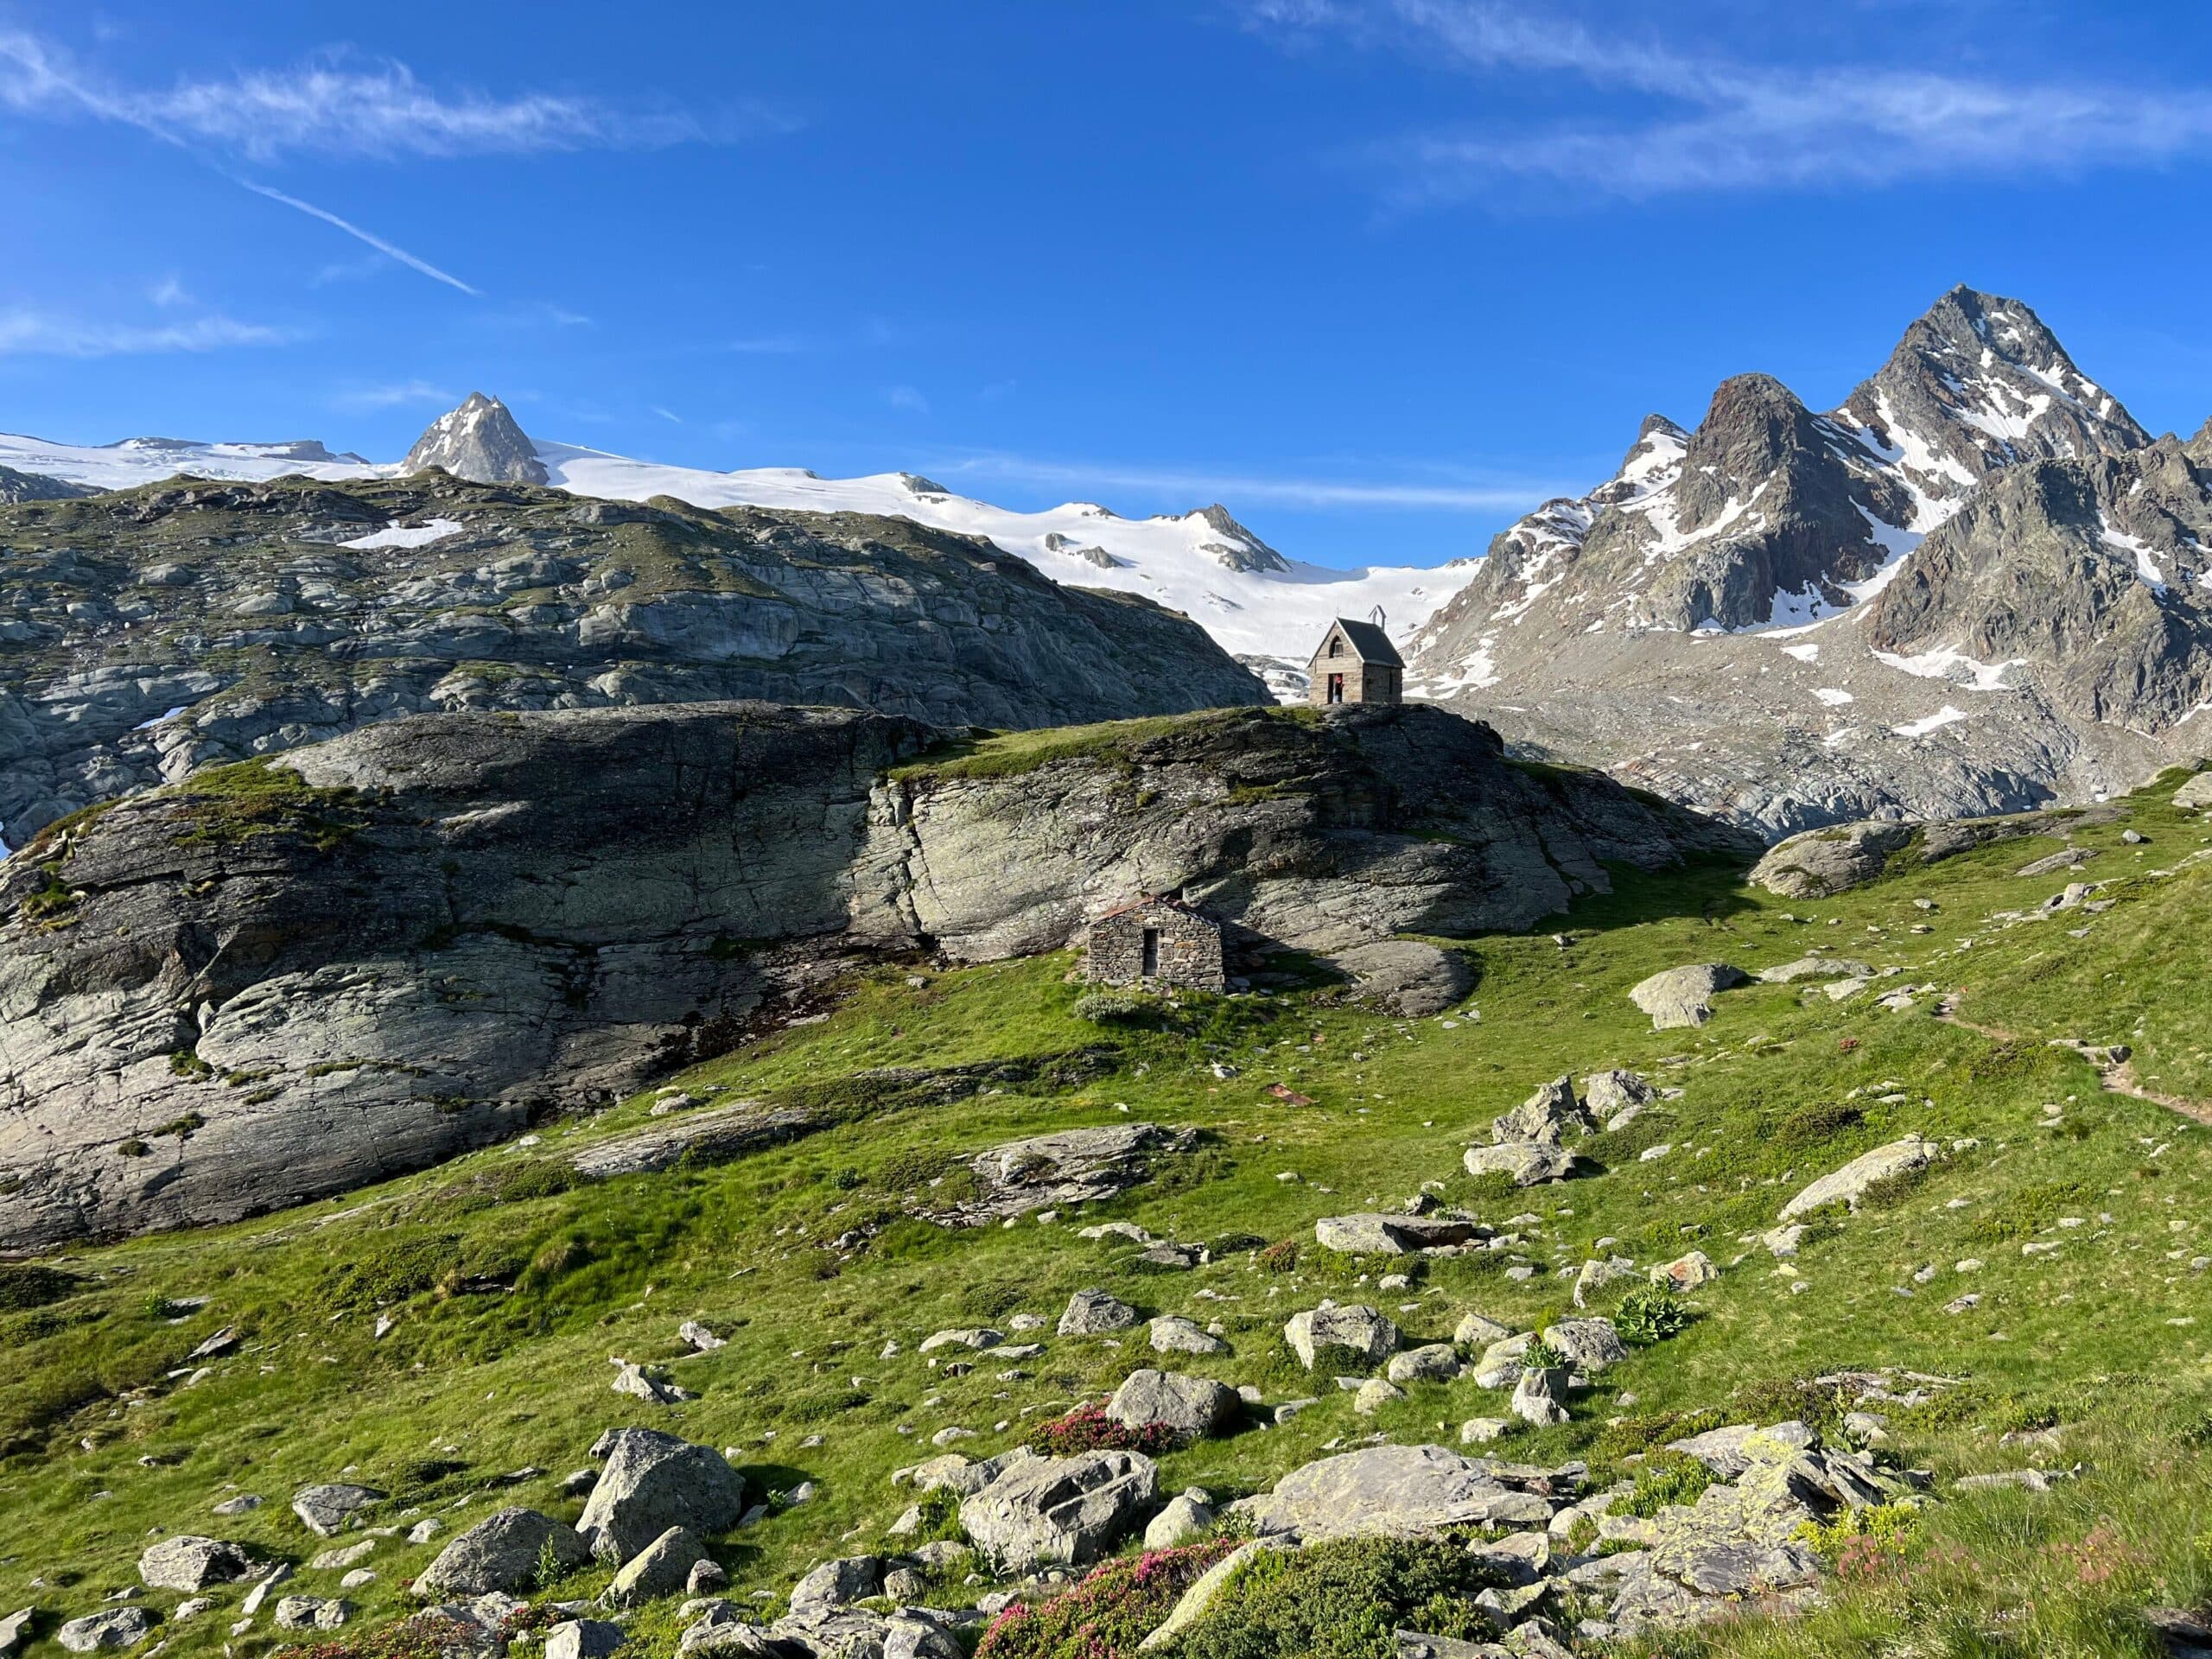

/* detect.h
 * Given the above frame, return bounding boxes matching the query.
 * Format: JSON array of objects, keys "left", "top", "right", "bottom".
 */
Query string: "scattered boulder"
[
  {"left": 957, "top": 1450, "right": 1158, "bottom": 1572},
  {"left": 2175, "top": 773, "right": 2212, "bottom": 810},
  {"left": 292, "top": 1483, "right": 385, "bottom": 1537},
  {"left": 578, "top": 1431, "right": 747, "bottom": 1564},
  {"left": 1651, "top": 1251, "right": 1719, "bottom": 1290},
  {"left": 918, "top": 1327, "right": 1003, "bottom": 1354},
  {"left": 1149, "top": 1315, "right": 1226, "bottom": 1356},
  {"left": 1144, "top": 1491, "right": 1217, "bottom": 1550},
  {"left": 1758, "top": 957, "right": 1874, "bottom": 984},
  {"left": 1283, "top": 1302, "right": 1401, "bottom": 1369},
  {"left": 938, "top": 1124, "right": 1200, "bottom": 1225},
  {"left": 602, "top": 1526, "right": 710, "bottom": 1610},
  {"left": 787, "top": 1555, "right": 881, "bottom": 1617},
  {"left": 55, "top": 1611, "right": 156, "bottom": 1653},
  {"left": 1778, "top": 1136, "right": 1936, "bottom": 1221},
  {"left": 1510, "top": 1368, "right": 1570, "bottom": 1427},
  {"left": 677, "top": 1322, "right": 726, "bottom": 1353},
  {"left": 610, "top": 1362, "right": 694, "bottom": 1404},
  {"left": 137, "top": 1535, "right": 257, "bottom": 1592},
  {"left": 546, "top": 1618, "right": 627, "bottom": 1659},
  {"left": 1314, "top": 1213, "right": 1488, "bottom": 1255},
  {"left": 1542, "top": 1318, "right": 1628, "bottom": 1372},
  {"left": 416, "top": 1507, "right": 594, "bottom": 1599},
  {"left": 1057, "top": 1290, "right": 1137, "bottom": 1336},
  {"left": 1354, "top": 1378, "right": 1405, "bottom": 1415},
  {"left": 1492, "top": 1077, "right": 1593, "bottom": 1145},
  {"left": 1573, "top": 1256, "right": 1639, "bottom": 1307},
  {"left": 1387, "top": 1344, "right": 1464, "bottom": 1385},
  {"left": 1104, "top": 1370, "right": 1238, "bottom": 1440},
  {"left": 1329, "top": 941, "right": 1472, "bottom": 1018},
  {"left": 1463, "top": 1141, "right": 1580, "bottom": 1185},
  {"left": 0, "top": 1609, "right": 31, "bottom": 1656},
  {"left": 272, "top": 1597, "right": 352, "bottom": 1631},
  {"left": 1629, "top": 964, "right": 1747, "bottom": 1029},
  {"left": 1234, "top": 1445, "right": 1554, "bottom": 1541},
  {"left": 1454, "top": 1312, "right": 1513, "bottom": 1347},
  {"left": 1583, "top": 1071, "right": 1654, "bottom": 1117}
]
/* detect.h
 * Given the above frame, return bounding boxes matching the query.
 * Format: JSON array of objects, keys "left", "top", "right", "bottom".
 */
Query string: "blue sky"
[{"left": 3, "top": 1, "right": 2211, "bottom": 568}]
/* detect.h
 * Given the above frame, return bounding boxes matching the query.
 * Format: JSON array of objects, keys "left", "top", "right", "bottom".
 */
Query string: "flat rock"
[
  {"left": 1314, "top": 1213, "right": 1488, "bottom": 1255},
  {"left": 1329, "top": 941, "right": 1473, "bottom": 1018},
  {"left": 1463, "top": 1141, "right": 1580, "bottom": 1185},
  {"left": 138, "top": 1535, "right": 257, "bottom": 1592},
  {"left": 1237, "top": 1444, "right": 1553, "bottom": 1541},
  {"left": 1149, "top": 1315, "right": 1226, "bottom": 1355},
  {"left": 936, "top": 1123, "right": 1200, "bottom": 1226},
  {"left": 1758, "top": 957, "right": 1874, "bottom": 983},
  {"left": 1779, "top": 1136, "right": 1936, "bottom": 1220},
  {"left": 292, "top": 1483, "right": 385, "bottom": 1537},
  {"left": 55, "top": 1610, "right": 156, "bottom": 1652}
]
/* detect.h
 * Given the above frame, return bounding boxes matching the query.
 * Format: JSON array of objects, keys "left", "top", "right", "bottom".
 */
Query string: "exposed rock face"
[
  {"left": 0, "top": 474, "right": 1268, "bottom": 842},
  {"left": 1751, "top": 804, "right": 2116, "bottom": 896},
  {"left": 1779, "top": 1137, "right": 1936, "bottom": 1220},
  {"left": 402, "top": 393, "right": 549, "bottom": 485},
  {"left": 1236, "top": 1444, "right": 1554, "bottom": 1541},
  {"left": 0, "top": 700, "right": 1745, "bottom": 1249},
  {"left": 1408, "top": 286, "right": 2209, "bottom": 836},
  {"left": 1327, "top": 940, "right": 1471, "bottom": 1017},
  {"left": 0, "top": 465, "right": 91, "bottom": 505}
]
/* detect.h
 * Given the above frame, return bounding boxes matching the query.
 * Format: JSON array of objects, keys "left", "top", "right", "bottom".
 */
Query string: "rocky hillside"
[
  {"left": 0, "top": 474, "right": 1273, "bottom": 843},
  {"left": 1, "top": 764, "right": 2209, "bottom": 1659},
  {"left": 1408, "top": 287, "right": 2212, "bottom": 836},
  {"left": 0, "top": 701, "right": 1745, "bottom": 1252},
  {"left": 401, "top": 393, "right": 549, "bottom": 486}
]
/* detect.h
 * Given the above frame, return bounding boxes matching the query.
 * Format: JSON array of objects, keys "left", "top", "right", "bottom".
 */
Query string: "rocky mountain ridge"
[
  {"left": 0, "top": 474, "right": 1271, "bottom": 845},
  {"left": 1408, "top": 286, "right": 2212, "bottom": 835},
  {"left": 0, "top": 700, "right": 1748, "bottom": 1250}
]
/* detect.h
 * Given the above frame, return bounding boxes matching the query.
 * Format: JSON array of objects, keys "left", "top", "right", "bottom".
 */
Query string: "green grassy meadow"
[{"left": 5, "top": 770, "right": 2212, "bottom": 1658}]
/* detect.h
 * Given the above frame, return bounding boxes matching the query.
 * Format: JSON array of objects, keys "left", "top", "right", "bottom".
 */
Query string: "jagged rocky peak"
[
  {"left": 1191, "top": 503, "right": 1290, "bottom": 573},
  {"left": 1836, "top": 284, "right": 2149, "bottom": 496},
  {"left": 403, "top": 392, "right": 548, "bottom": 486}
]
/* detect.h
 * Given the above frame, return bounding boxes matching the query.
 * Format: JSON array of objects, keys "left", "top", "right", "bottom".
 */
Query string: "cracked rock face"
[
  {"left": 0, "top": 473, "right": 1268, "bottom": 842},
  {"left": 0, "top": 701, "right": 1741, "bottom": 1249}
]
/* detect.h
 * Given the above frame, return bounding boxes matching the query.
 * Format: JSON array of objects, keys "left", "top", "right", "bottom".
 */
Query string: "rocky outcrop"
[
  {"left": 402, "top": 393, "right": 548, "bottom": 486},
  {"left": 0, "top": 466, "right": 91, "bottom": 505},
  {"left": 0, "top": 700, "right": 1745, "bottom": 1249},
  {"left": 0, "top": 473, "right": 1268, "bottom": 842}
]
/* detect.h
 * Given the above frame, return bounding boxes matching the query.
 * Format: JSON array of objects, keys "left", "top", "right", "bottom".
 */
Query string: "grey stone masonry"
[{"left": 1083, "top": 897, "right": 1225, "bottom": 991}]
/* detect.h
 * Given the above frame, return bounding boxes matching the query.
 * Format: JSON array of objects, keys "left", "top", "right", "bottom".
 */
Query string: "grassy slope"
[{"left": 5, "top": 773, "right": 2212, "bottom": 1658}]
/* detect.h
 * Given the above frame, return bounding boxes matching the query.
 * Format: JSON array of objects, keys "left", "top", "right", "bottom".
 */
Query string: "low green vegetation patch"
[
  {"left": 1168, "top": 1536, "right": 1508, "bottom": 1659},
  {"left": 162, "top": 758, "right": 369, "bottom": 851},
  {"left": 887, "top": 707, "right": 1318, "bottom": 785}
]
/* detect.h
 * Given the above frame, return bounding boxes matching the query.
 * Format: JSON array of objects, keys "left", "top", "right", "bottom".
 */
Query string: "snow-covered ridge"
[{"left": 0, "top": 424, "right": 1464, "bottom": 672}]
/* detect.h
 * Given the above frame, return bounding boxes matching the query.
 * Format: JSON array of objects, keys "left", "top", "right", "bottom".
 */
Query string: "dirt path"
[{"left": 1935, "top": 996, "right": 2212, "bottom": 1126}]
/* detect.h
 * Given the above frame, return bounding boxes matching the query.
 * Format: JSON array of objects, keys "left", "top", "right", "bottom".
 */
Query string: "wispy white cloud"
[
  {"left": 332, "top": 379, "right": 457, "bottom": 410},
  {"left": 0, "top": 308, "right": 293, "bottom": 357},
  {"left": 931, "top": 449, "right": 1569, "bottom": 511},
  {"left": 1246, "top": 0, "right": 2212, "bottom": 199},
  {"left": 0, "top": 29, "right": 745, "bottom": 162},
  {"left": 886, "top": 385, "right": 931, "bottom": 415},
  {"left": 652, "top": 405, "right": 683, "bottom": 424},
  {"left": 146, "top": 276, "right": 189, "bottom": 308},
  {"left": 239, "top": 181, "right": 480, "bottom": 296}
]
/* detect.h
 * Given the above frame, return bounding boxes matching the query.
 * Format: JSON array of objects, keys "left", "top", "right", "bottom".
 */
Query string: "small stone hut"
[
  {"left": 1306, "top": 617, "right": 1404, "bottom": 706},
  {"left": 1083, "top": 895, "right": 1226, "bottom": 991}
]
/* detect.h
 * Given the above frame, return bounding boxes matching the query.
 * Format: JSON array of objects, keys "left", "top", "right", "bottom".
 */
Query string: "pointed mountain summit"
[
  {"left": 403, "top": 393, "right": 547, "bottom": 486},
  {"left": 1835, "top": 285, "right": 2149, "bottom": 499}
]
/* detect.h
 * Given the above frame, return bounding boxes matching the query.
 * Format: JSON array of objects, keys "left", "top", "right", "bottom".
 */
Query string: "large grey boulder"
[
  {"left": 1329, "top": 941, "right": 1472, "bottom": 1018},
  {"left": 601, "top": 1525, "right": 709, "bottom": 1611},
  {"left": 137, "top": 1535, "right": 257, "bottom": 1591},
  {"left": 957, "top": 1450, "right": 1158, "bottom": 1572},
  {"left": 1758, "top": 956, "right": 1874, "bottom": 983},
  {"left": 1629, "top": 964, "right": 1747, "bottom": 1029},
  {"left": 1750, "top": 823, "right": 1917, "bottom": 899},
  {"left": 1236, "top": 1445, "right": 1552, "bottom": 1541},
  {"left": 1314, "top": 1213, "right": 1487, "bottom": 1255},
  {"left": 292, "top": 1483, "right": 385, "bottom": 1537},
  {"left": 55, "top": 1610, "right": 156, "bottom": 1653},
  {"left": 1104, "top": 1370, "right": 1238, "bottom": 1440},
  {"left": 937, "top": 1124, "right": 1200, "bottom": 1225},
  {"left": 578, "top": 1431, "right": 747, "bottom": 1564},
  {"left": 1779, "top": 1136, "right": 1936, "bottom": 1220},
  {"left": 546, "top": 1618, "right": 627, "bottom": 1659},
  {"left": 1582, "top": 1070, "right": 1654, "bottom": 1118},
  {"left": 1510, "top": 1368, "right": 1571, "bottom": 1427},
  {"left": 416, "top": 1507, "right": 593, "bottom": 1599},
  {"left": 2175, "top": 772, "right": 2212, "bottom": 810},
  {"left": 1283, "top": 1302, "right": 1401, "bottom": 1369}
]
